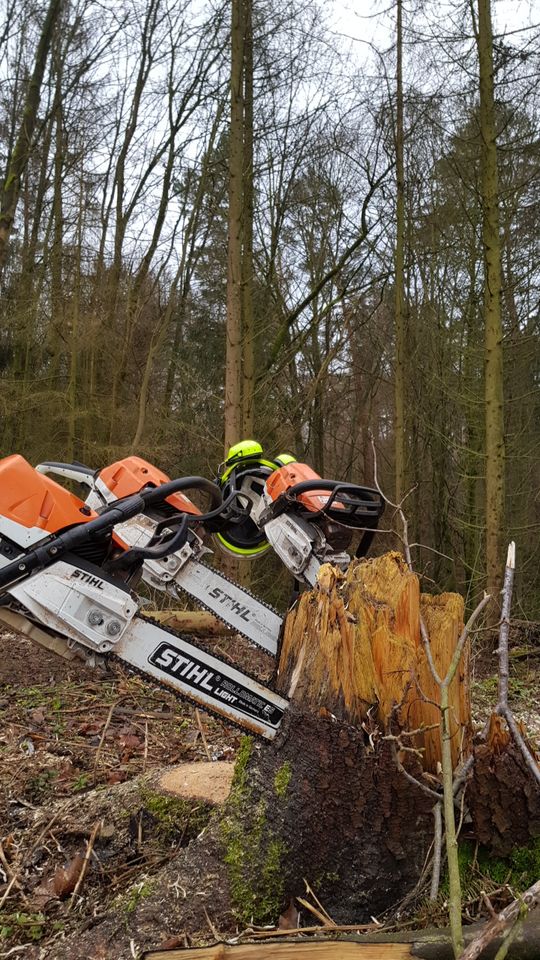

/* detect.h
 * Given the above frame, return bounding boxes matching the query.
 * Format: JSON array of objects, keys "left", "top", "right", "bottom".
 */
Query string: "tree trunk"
[
  {"left": 241, "top": 0, "right": 254, "bottom": 438},
  {"left": 224, "top": 0, "right": 244, "bottom": 452},
  {"left": 49, "top": 553, "right": 471, "bottom": 960},
  {"left": 394, "top": 0, "right": 407, "bottom": 504},
  {"left": 476, "top": 0, "right": 505, "bottom": 615}
]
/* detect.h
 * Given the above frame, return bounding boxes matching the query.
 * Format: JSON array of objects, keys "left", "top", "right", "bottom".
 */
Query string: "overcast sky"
[{"left": 331, "top": 0, "right": 539, "bottom": 50}]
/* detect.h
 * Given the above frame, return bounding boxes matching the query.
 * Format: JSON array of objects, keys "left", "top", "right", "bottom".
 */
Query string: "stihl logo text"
[
  {"left": 70, "top": 569, "right": 104, "bottom": 590},
  {"left": 150, "top": 644, "right": 239, "bottom": 703},
  {"left": 151, "top": 645, "right": 215, "bottom": 692},
  {"left": 148, "top": 641, "right": 284, "bottom": 727},
  {"left": 207, "top": 586, "right": 250, "bottom": 621}
]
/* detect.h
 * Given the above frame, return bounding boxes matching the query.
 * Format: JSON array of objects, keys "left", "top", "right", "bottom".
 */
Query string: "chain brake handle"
[{"left": 106, "top": 476, "right": 232, "bottom": 571}]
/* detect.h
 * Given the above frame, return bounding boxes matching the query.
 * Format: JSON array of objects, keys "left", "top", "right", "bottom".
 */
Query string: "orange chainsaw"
[
  {"left": 0, "top": 448, "right": 383, "bottom": 738},
  {"left": 35, "top": 444, "right": 383, "bottom": 657}
]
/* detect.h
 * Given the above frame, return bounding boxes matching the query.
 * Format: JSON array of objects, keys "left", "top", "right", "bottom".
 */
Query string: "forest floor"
[{"left": 0, "top": 624, "right": 538, "bottom": 958}]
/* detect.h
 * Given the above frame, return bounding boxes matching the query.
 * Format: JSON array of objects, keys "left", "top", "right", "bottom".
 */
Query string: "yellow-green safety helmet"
[{"left": 215, "top": 440, "right": 285, "bottom": 558}]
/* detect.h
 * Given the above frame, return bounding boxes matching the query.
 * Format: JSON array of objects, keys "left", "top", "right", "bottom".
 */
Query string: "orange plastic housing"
[
  {"left": 98, "top": 456, "right": 200, "bottom": 516},
  {"left": 265, "top": 462, "right": 343, "bottom": 513},
  {"left": 0, "top": 455, "right": 98, "bottom": 533}
]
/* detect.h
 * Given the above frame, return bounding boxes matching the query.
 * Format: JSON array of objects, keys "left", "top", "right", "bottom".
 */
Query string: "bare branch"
[
  {"left": 458, "top": 880, "right": 540, "bottom": 960},
  {"left": 429, "top": 802, "right": 443, "bottom": 901},
  {"left": 489, "top": 543, "right": 540, "bottom": 787},
  {"left": 497, "top": 541, "right": 515, "bottom": 707},
  {"left": 497, "top": 706, "right": 540, "bottom": 787}
]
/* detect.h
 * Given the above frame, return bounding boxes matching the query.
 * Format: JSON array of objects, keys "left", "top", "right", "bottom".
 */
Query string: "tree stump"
[
  {"left": 218, "top": 553, "right": 468, "bottom": 926},
  {"left": 48, "top": 552, "right": 471, "bottom": 958},
  {"left": 466, "top": 713, "right": 540, "bottom": 856}
]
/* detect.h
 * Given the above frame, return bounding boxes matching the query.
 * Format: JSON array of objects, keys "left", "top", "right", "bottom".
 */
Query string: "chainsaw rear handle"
[
  {"left": 0, "top": 494, "right": 145, "bottom": 591},
  {"left": 36, "top": 464, "right": 224, "bottom": 514},
  {"left": 114, "top": 476, "right": 223, "bottom": 514},
  {"left": 0, "top": 477, "right": 222, "bottom": 591}
]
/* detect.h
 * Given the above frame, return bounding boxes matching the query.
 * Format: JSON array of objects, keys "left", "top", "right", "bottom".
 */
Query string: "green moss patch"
[
  {"left": 442, "top": 837, "right": 540, "bottom": 896},
  {"left": 274, "top": 761, "right": 292, "bottom": 797},
  {"left": 141, "top": 791, "right": 212, "bottom": 844},
  {"left": 221, "top": 736, "right": 289, "bottom": 925},
  {"left": 116, "top": 878, "right": 155, "bottom": 915}
]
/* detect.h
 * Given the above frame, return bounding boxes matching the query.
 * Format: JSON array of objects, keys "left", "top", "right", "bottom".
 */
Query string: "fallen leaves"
[
  {"left": 53, "top": 852, "right": 85, "bottom": 898},
  {"left": 0, "top": 632, "right": 246, "bottom": 954}
]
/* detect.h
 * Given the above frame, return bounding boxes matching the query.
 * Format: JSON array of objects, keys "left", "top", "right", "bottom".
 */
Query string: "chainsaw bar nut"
[{"left": 87, "top": 608, "right": 104, "bottom": 627}]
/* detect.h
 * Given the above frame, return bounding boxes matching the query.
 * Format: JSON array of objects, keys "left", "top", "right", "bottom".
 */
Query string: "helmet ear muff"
[
  {"left": 215, "top": 441, "right": 298, "bottom": 558},
  {"left": 274, "top": 453, "right": 296, "bottom": 467},
  {"left": 215, "top": 454, "right": 273, "bottom": 559},
  {"left": 214, "top": 527, "right": 270, "bottom": 559}
]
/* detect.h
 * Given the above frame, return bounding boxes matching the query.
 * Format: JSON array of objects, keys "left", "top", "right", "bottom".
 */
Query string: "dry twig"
[
  {"left": 0, "top": 841, "right": 29, "bottom": 906},
  {"left": 490, "top": 544, "right": 540, "bottom": 786},
  {"left": 143, "top": 719, "right": 149, "bottom": 773},
  {"left": 93, "top": 697, "right": 124, "bottom": 780},
  {"left": 68, "top": 819, "right": 101, "bottom": 909},
  {"left": 458, "top": 879, "right": 540, "bottom": 960},
  {"left": 243, "top": 921, "right": 381, "bottom": 939},
  {"left": 303, "top": 879, "right": 335, "bottom": 925},
  {"left": 429, "top": 802, "right": 443, "bottom": 901},
  {"left": 0, "top": 799, "right": 75, "bottom": 908},
  {"left": 203, "top": 905, "right": 221, "bottom": 941},
  {"left": 195, "top": 709, "right": 212, "bottom": 761}
]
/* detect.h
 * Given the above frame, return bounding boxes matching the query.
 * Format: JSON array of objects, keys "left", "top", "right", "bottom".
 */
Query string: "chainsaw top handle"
[
  {"left": 131, "top": 476, "right": 223, "bottom": 514},
  {"left": 107, "top": 513, "right": 190, "bottom": 573},
  {"left": 272, "top": 480, "right": 384, "bottom": 528},
  {"left": 0, "top": 477, "right": 222, "bottom": 591}
]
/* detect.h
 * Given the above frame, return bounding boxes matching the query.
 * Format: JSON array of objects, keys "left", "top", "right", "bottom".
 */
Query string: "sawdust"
[{"left": 158, "top": 761, "right": 234, "bottom": 804}]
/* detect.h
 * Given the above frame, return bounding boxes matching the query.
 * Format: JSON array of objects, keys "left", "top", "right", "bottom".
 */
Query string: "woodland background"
[{"left": 0, "top": 0, "right": 539, "bottom": 616}]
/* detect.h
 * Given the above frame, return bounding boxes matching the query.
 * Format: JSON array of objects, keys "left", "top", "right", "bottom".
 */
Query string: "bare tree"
[
  {"left": 474, "top": 0, "right": 506, "bottom": 615},
  {"left": 0, "top": 0, "right": 63, "bottom": 270}
]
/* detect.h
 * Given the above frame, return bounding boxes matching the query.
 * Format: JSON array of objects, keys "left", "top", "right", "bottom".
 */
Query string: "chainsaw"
[
  {"left": 35, "top": 442, "right": 384, "bottom": 657},
  {"left": 0, "top": 454, "right": 287, "bottom": 738},
  {"left": 0, "top": 450, "right": 383, "bottom": 739}
]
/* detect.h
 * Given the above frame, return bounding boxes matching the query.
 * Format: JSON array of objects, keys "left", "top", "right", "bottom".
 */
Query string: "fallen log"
[
  {"left": 142, "top": 610, "right": 234, "bottom": 636},
  {"left": 147, "top": 944, "right": 411, "bottom": 959},
  {"left": 144, "top": 911, "right": 540, "bottom": 960},
  {"left": 459, "top": 879, "right": 540, "bottom": 960}
]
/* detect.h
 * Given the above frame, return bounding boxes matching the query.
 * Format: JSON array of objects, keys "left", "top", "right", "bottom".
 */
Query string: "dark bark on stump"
[
  {"left": 217, "top": 708, "right": 434, "bottom": 925},
  {"left": 466, "top": 714, "right": 540, "bottom": 856}
]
